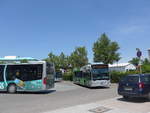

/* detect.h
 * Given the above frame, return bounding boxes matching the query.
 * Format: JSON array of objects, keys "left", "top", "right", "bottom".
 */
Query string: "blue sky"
[{"left": 0, "top": 0, "right": 150, "bottom": 63}]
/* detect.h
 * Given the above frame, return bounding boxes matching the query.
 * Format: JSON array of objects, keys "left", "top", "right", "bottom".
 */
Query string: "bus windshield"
[{"left": 92, "top": 68, "right": 109, "bottom": 80}]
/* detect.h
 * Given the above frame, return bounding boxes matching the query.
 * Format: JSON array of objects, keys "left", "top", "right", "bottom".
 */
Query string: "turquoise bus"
[
  {"left": 0, "top": 61, "right": 55, "bottom": 93},
  {"left": 73, "top": 64, "right": 110, "bottom": 87}
]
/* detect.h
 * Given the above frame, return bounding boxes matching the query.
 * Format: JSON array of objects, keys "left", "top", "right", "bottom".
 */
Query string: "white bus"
[{"left": 73, "top": 64, "right": 111, "bottom": 87}]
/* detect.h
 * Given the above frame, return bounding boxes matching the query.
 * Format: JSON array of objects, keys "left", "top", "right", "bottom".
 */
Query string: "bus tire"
[{"left": 7, "top": 84, "right": 17, "bottom": 93}]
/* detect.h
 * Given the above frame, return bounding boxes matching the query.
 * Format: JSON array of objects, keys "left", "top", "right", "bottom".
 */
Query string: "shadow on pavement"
[
  {"left": 117, "top": 97, "right": 149, "bottom": 103},
  {"left": 0, "top": 90, "right": 56, "bottom": 95},
  {"left": 18, "top": 90, "right": 56, "bottom": 94},
  {"left": 74, "top": 83, "right": 109, "bottom": 89},
  {"left": 90, "top": 86, "right": 110, "bottom": 90}
]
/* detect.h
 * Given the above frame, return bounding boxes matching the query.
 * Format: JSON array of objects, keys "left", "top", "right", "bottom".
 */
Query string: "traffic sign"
[{"left": 137, "top": 50, "right": 142, "bottom": 58}]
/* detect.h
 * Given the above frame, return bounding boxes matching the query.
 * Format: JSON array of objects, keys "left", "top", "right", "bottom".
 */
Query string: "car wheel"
[
  {"left": 7, "top": 84, "right": 17, "bottom": 93},
  {"left": 123, "top": 96, "right": 129, "bottom": 99}
]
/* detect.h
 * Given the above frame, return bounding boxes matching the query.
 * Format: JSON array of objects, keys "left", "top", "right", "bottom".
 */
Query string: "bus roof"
[
  {"left": 0, "top": 61, "right": 46, "bottom": 65},
  {"left": 0, "top": 56, "right": 38, "bottom": 61},
  {"left": 80, "top": 64, "right": 108, "bottom": 71}
]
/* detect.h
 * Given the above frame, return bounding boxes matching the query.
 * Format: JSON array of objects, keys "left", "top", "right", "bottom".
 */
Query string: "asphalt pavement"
[
  {"left": 0, "top": 81, "right": 118, "bottom": 113},
  {"left": 45, "top": 97, "right": 150, "bottom": 113}
]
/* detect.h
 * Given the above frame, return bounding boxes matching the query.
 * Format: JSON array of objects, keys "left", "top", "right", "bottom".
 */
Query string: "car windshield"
[{"left": 92, "top": 68, "right": 109, "bottom": 80}]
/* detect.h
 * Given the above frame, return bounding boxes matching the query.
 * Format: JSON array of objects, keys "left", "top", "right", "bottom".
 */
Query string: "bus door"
[{"left": 0, "top": 65, "right": 6, "bottom": 91}]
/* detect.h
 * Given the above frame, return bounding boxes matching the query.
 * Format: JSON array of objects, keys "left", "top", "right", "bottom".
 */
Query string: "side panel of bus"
[
  {"left": 0, "top": 64, "right": 44, "bottom": 92},
  {"left": 7, "top": 64, "right": 44, "bottom": 91},
  {"left": 74, "top": 71, "right": 91, "bottom": 87}
]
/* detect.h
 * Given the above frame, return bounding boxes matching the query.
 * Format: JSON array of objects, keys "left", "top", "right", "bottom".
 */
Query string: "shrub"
[
  {"left": 142, "top": 64, "right": 150, "bottom": 73},
  {"left": 110, "top": 71, "right": 138, "bottom": 83},
  {"left": 0, "top": 61, "right": 5, "bottom": 64},
  {"left": 63, "top": 70, "right": 73, "bottom": 81},
  {"left": 110, "top": 71, "right": 127, "bottom": 83}
]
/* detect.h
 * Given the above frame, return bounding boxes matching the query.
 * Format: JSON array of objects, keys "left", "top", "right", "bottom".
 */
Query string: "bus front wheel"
[{"left": 7, "top": 84, "right": 17, "bottom": 93}]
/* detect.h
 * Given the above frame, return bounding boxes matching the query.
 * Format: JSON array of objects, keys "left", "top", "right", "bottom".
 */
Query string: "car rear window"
[
  {"left": 121, "top": 76, "right": 139, "bottom": 83},
  {"left": 141, "top": 75, "right": 150, "bottom": 83},
  {"left": 127, "top": 76, "right": 139, "bottom": 83}
]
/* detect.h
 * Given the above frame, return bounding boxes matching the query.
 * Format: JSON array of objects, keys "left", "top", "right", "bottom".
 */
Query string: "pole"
[
  {"left": 139, "top": 57, "right": 142, "bottom": 74},
  {"left": 136, "top": 48, "right": 142, "bottom": 74}
]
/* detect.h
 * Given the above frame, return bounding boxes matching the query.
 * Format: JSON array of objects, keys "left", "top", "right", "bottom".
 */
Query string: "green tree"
[
  {"left": 44, "top": 52, "right": 60, "bottom": 69},
  {"left": 129, "top": 57, "right": 140, "bottom": 67},
  {"left": 70, "top": 46, "right": 88, "bottom": 68},
  {"left": 44, "top": 52, "right": 71, "bottom": 70},
  {"left": 142, "top": 58, "right": 150, "bottom": 65},
  {"left": 93, "top": 33, "right": 120, "bottom": 64},
  {"left": 58, "top": 52, "right": 70, "bottom": 69},
  {"left": 20, "top": 59, "right": 28, "bottom": 63},
  {"left": 141, "top": 58, "right": 150, "bottom": 73}
]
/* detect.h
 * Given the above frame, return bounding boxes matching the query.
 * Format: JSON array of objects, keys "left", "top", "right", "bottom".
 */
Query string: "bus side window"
[
  {"left": 14, "top": 66, "right": 23, "bottom": 80},
  {"left": 6, "top": 66, "right": 16, "bottom": 81},
  {"left": 15, "top": 69, "right": 20, "bottom": 78},
  {"left": 28, "top": 66, "right": 36, "bottom": 81},
  {"left": 86, "top": 72, "right": 91, "bottom": 79},
  {"left": 37, "top": 65, "right": 42, "bottom": 79},
  {"left": 78, "top": 71, "right": 82, "bottom": 78},
  {"left": 27, "top": 65, "right": 42, "bottom": 81},
  {"left": 21, "top": 67, "right": 28, "bottom": 81},
  {"left": 75, "top": 71, "right": 81, "bottom": 78},
  {"left": 83, "top": 72, "right": 89, "bottom": 79}
]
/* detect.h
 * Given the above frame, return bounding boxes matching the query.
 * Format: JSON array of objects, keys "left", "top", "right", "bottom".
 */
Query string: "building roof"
[{"left": 109, "top": 63, "right": 131, "bottom": 67}]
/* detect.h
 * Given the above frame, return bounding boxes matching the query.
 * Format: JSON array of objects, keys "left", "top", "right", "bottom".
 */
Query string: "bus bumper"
[{"left": 90, "top": 80, "right": 111, "bottom": 87}]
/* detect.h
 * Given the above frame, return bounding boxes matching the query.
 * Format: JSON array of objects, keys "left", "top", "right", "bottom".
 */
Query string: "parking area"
[
  {"left": 49, "top": 81, "right": 150, "bottom": 113},
  {"left": 46, "top": 96, "right": 150, "bottom": 113},
  {"left": 0, "top": 81, "right": 149, "bottom": 113},
  {"left": 0, "top": 81, "right": 117, "bottom": 113},
  {"left": 52, "top": 81, "right": 82, "bottom": 92}
]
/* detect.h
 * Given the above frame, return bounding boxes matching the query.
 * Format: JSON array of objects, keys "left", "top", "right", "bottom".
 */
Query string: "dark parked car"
[{"left": 118, "top": 74, "right": 150, "bottom": 100}]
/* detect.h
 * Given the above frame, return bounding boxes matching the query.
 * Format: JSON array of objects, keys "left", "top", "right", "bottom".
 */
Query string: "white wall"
[{"left": 109, "top": 64, "right": 136, "bottom": 72}]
